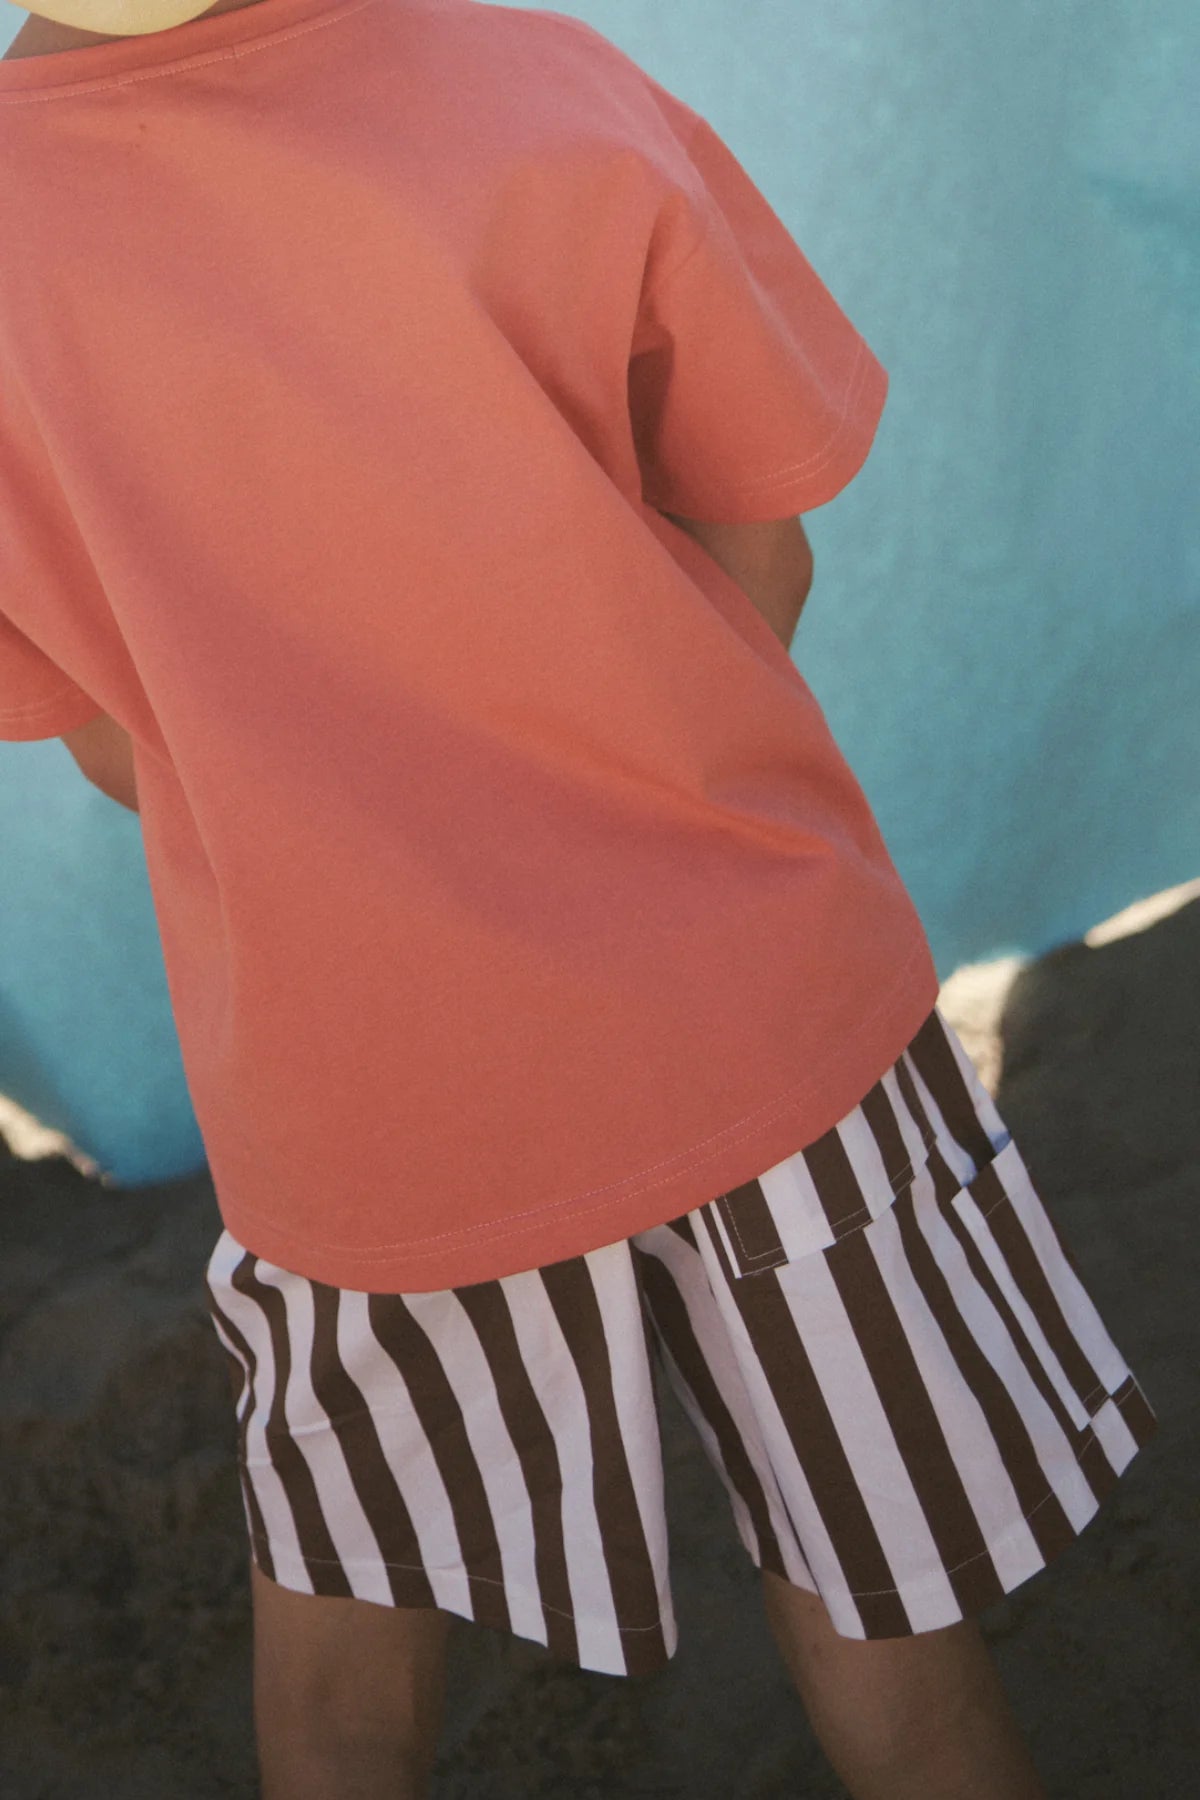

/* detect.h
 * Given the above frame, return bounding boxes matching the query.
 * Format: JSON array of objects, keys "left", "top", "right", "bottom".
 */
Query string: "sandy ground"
[{"left": 1, "top": 882, "right": 1197, "bottom": 1798}]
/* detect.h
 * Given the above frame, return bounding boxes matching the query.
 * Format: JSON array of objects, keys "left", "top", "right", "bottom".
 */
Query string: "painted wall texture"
[{"left": 2, "top": 0, "right": 1197, "bottom": 1186}]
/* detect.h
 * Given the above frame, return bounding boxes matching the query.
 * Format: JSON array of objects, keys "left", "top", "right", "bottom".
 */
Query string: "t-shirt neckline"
[{"left": 0, "top": 0, "right": 385, "bottom": 99}]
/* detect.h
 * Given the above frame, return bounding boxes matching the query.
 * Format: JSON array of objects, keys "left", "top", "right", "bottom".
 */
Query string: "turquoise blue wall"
[
  {"left": 552, "top": 0, "right": 1200, "bottom": 973},
  {"left": 2, "top": 0, "right": 1198, "bottom": 1185}
]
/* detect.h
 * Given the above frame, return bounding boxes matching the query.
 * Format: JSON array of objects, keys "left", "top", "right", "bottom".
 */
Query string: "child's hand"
[
  {"left": 663, "top": 511, "right": 815, "bottom": 648},
  {"left": 61, "top": 713, "right": 139, "bottom": 813}
]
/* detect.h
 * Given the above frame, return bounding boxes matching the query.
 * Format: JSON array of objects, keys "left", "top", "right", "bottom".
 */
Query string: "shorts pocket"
[
  {"left": 705, "top": 1040, "right": 973, "bottom": 1281},
  {"left": 948, "top": 1136, "right": 1132, "bottom": 1427}
]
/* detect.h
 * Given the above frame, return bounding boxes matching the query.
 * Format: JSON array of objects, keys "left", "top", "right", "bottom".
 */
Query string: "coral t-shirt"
[{"left": 0, "top": 0, "right": 939, "bottom": 1290}]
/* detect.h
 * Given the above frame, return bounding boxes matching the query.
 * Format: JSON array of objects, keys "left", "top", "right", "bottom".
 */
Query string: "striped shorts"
[{"left": 203, "top": 1006, "right": 1158, "bottom": 1678}]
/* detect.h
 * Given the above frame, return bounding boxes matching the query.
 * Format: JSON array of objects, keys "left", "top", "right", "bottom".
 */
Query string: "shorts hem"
[
  {"left": 246, "top": 1541, "right": 679, "bottom": 1676},
  {"left": 740, "top": 1374, "right": 1157, "bottom": 1641}
]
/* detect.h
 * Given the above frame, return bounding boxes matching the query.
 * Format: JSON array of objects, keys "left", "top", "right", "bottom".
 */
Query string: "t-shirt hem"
[{"left": 214, "top": 943, "right": 941, "bottom": 1292}]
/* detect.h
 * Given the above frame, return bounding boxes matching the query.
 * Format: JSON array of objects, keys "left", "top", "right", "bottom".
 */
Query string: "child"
[{"left": 0, "top": 3, "right": 1157, "bottom": 1795}]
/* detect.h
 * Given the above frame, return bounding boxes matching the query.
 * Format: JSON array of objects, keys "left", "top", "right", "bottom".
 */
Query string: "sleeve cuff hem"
[
  {"left": 643, "top": 344, "right": 890, "bottom": 523},
  {"left": 0, "top": 686, "right": 105, "bottom": 742}
]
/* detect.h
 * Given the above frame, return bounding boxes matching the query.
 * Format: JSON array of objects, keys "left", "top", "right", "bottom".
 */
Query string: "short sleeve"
[
  {"left": 0, "top": 612, "right": 103, "bottom": 742},
  {"left": 1, "top": 354, "right": 105, "bottom": 742},
  {"left": 629, "top": 108, "right": 890, "bottom": 523}
]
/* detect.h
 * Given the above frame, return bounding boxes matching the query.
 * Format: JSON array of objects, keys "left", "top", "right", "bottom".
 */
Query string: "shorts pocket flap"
[
  {"left": 708, "top": 1091, "right": 943, "bottom": 1280},
  {"left": 712, "top": 1180, "right": 790, "bottom": 1277},
  {"left": 704, "top": 1015, "right": 1006, "bottom": 1282}
]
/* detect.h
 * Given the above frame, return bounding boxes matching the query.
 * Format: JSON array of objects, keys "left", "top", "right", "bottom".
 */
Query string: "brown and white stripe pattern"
[{"left": 205, "top": 1007, "right": 1158, "bottom": 1675}]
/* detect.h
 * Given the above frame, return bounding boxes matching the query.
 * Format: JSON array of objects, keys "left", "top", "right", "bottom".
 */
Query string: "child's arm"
[
  {"left": 54, "top": 515, "right": 812, "bottom": 815},
  {"left": 664, "top": 513, "right": 814, "bottom": 650},
  {"left": 61, "top": 713, "right": 139, "bottom": 814}
]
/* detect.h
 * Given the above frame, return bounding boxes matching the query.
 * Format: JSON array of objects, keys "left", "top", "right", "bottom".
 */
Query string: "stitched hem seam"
[{"left": 218, "top": 943, "right": 936, "bottom": 1265}]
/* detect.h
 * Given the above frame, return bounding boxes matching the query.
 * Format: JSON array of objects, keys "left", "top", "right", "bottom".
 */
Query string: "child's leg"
[
  {"left": 636, "top": 1005, "right": 1155, "bottom": 1797},
  {"left": 761, "top": 1571, "right": 1046, "bottom": 1800},
  {"left": 250, "top": 1563, "right": 451, "bottom": 1800}
]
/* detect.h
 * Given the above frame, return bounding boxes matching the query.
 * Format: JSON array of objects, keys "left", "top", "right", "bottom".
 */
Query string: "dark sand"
[{"left": 1, "top": 885, "right": 1197, "bottom": 1798}]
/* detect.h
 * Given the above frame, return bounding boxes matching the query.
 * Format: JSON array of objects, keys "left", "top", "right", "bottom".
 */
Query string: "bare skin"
[
  {"left": 249, "top": 1560, "right": 1047, "bottom": 1800},
  {"left": 250, "top": 1564, "right": 451, "bottom": 1800},
  {"left": 2, "top": 0, "right": 271, "bottom": 62},
  {"left": 760, "top": 1571, "right": 1049, "bottom": 1800}
]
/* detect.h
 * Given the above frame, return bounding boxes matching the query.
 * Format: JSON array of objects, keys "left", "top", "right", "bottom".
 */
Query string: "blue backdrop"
[{"left": 2, "top": 0, "right": 1198, "bottom": 1186}]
